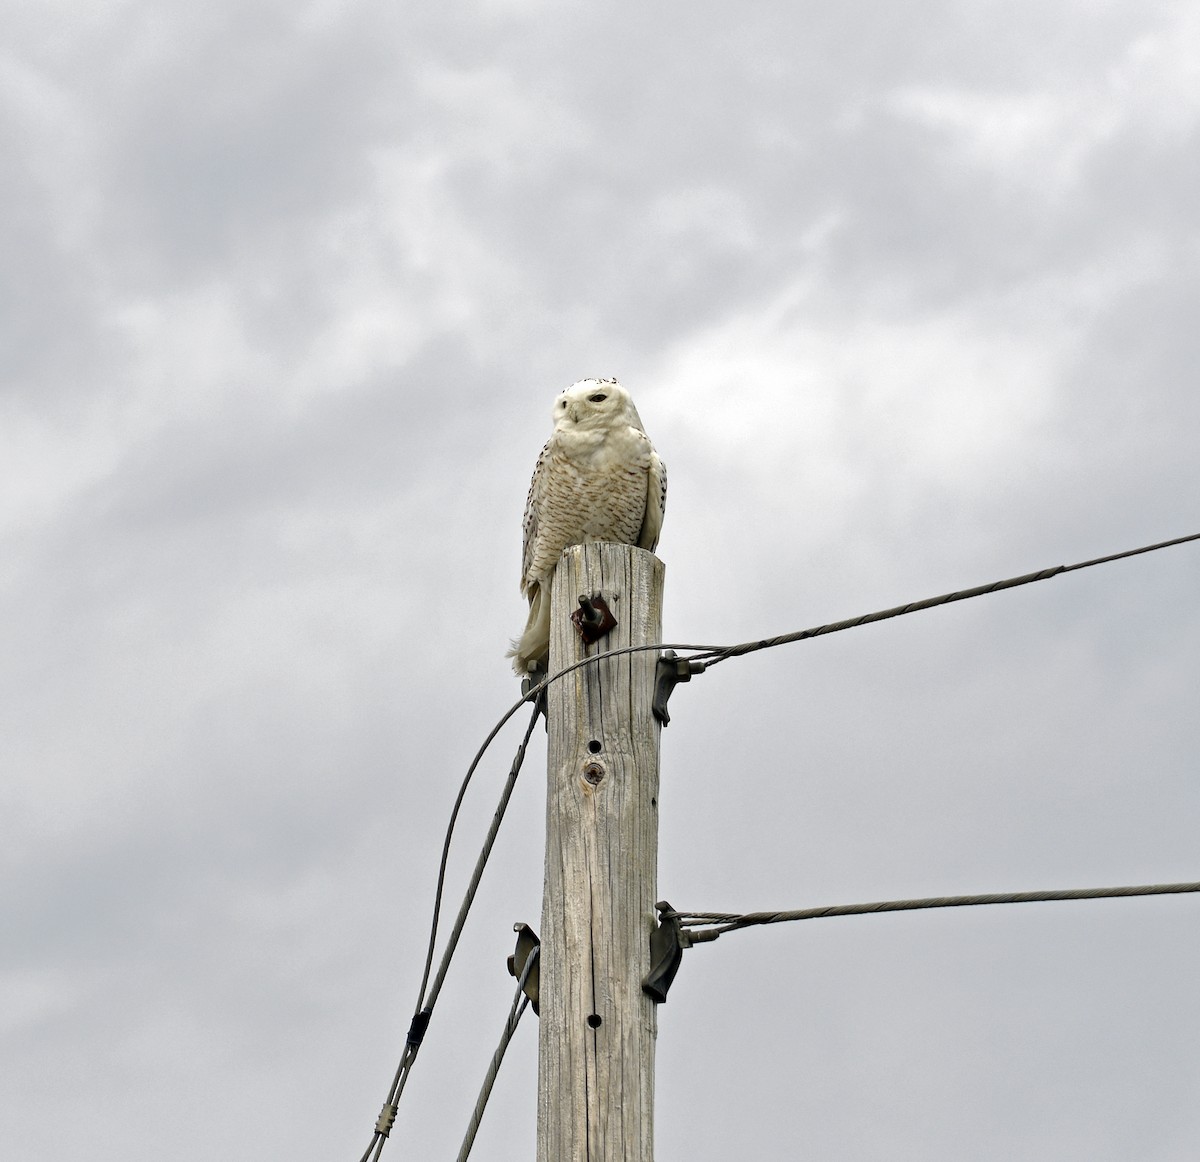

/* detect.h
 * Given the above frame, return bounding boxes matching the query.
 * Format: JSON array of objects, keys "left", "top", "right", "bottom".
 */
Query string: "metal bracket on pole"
[
  {"left": 571, "top": 592, "right": 617, "bottom": 645},
  {"left": 507, "top": 922, "right": 541, "bottom": 1015},
  {"left": 643, "top": 901, "right": 687, "bottom": 1004},
  {"left": 521, "top": 660, "right": 548, "bottom": 728},
  {"left": 652, "top": 650, "right": 707, "bottom": 726}
]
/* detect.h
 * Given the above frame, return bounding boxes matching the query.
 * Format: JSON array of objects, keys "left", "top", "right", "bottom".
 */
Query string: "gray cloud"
[{"left": 3, "top": 2, "right": 1199, "bottom": 1159}]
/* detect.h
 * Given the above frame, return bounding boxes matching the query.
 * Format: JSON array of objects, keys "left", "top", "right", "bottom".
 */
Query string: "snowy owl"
[{"left": 508, "top": 379, "right": 667, "bottom": 675}]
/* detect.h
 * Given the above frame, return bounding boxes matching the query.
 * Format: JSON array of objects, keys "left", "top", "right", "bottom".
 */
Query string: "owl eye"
[{"left": 588, "top": 393, "right": 608, "bottom": 403}]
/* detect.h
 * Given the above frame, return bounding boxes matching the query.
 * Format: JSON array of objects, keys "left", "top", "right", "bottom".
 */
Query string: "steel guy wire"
[
  {"left": 697, "top": 530, "right": 1200, "bottom": 668},
  {"left": 514, "top": 530, "right": 1200, "bottom": 701},
  {"left": 455, "top": 946, "right": 540, "bottom": 1162},
  {"left": 358, "top": 701, "right": 542, "bottom": 1162},
  {"left": 669, "top": 880, "right": 1200, "bottom": 943}
]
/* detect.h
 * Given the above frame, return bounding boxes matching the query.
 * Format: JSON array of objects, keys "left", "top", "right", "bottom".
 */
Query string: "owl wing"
[
  {"left": 637, "top": 441, "right": 667, "bottom": 552},
  {"left": 519, "top": 438, "right": 552, "bottom": 597}
]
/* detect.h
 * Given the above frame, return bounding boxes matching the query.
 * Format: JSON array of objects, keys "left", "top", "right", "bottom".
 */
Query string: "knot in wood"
[{"left": 581, "top": 760, "right": 606, "bottom": 787}]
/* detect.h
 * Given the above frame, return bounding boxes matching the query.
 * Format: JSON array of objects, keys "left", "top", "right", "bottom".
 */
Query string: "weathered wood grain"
[{"left": 538, "top": 543, "right": 665, "bottom": 1162}]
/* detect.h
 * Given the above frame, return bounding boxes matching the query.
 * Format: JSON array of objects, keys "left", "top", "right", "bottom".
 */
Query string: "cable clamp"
[
  {"left": 520, "top": 661, "right": 549, "bottom": 728},
  {"left": 652, "top": 650, "right": 707, "bottom": 726},
  {"left": 375, "top": 1102, "right": 398, "bottom": 1137},
  {"left": 405, "top": 1008, "right": 432, "bottom": 1049},
  {"left": 643, "top": 900, "right": 687, "bottom": 1003},
  {"left": 506, "top": 922, "right": 541, "bottom": 1015}
]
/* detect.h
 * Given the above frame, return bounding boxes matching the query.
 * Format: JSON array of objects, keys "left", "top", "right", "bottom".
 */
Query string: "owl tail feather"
[{"left": 507, "top": 582, "right": 551, "bottom": 676}]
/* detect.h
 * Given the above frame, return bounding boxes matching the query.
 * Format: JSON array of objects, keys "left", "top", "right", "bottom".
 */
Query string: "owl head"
[{"left": 553, "top": 378, "right": 646, "bottom": 433}]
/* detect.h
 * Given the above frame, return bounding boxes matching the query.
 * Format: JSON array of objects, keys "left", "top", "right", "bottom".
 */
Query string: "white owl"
[{"left": 509, "top": 379, "right": 667, "bottom": 675}]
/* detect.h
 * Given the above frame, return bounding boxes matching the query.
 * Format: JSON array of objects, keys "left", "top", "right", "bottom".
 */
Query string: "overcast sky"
[{"left": 4, "top": 2, "right": 1199, "bottom": 1159}]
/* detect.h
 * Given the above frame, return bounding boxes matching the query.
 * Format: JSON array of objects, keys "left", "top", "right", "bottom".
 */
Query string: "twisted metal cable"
[
  {"left": 699, "top": 530, "right": 1200, "bottom": 667},
  {"left": 517, "top": 531, "right": 1200, "bottom": 694},
  {"left": 455, "top": 946, "right": 539, "bottom": 1162},
  {"left": 670, "top": 880, "right": 1200, "bottom": 942}
]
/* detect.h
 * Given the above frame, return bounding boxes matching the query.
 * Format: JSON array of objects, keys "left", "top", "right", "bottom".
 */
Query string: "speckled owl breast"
[{"left": 524, "top": 426, "right": 653, "bottom": 587}]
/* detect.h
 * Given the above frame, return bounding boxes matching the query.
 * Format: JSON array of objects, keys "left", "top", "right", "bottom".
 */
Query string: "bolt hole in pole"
[
  {"left": 587, "top": 1014, "right": 602, "bottom": 1029},
  {"left": 587, "top": 739, "right": 602, "bottom": 754}
]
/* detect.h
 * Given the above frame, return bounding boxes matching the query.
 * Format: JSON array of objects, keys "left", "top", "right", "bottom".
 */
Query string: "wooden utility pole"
[{"left": 538, "top": 542, "right": 665, "bottom": 1162}]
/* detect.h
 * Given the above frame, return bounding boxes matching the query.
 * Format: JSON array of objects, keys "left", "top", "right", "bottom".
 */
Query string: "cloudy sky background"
[{"left": 4, "top": 1, "right": 1200, "bottom": 1158}]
